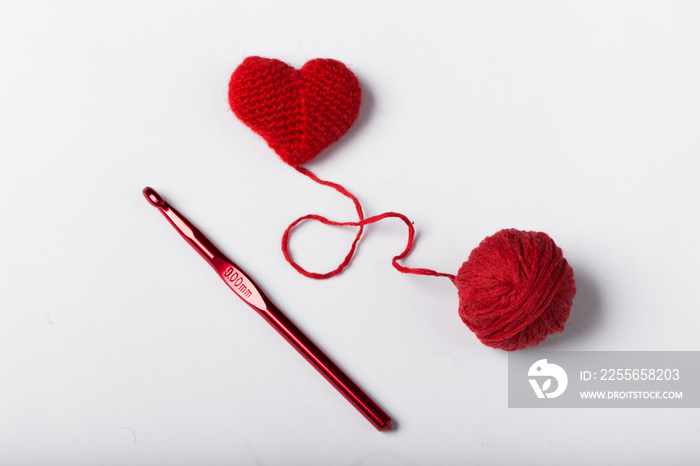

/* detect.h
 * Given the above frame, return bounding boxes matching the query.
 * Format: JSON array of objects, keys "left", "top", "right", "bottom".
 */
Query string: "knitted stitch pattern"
[{"left": 229, "top": 57, "right": 362, "bottom": 167}]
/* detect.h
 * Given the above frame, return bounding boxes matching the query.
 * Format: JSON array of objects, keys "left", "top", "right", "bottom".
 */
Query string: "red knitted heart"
[{"left": 229, "top": 57, "right": 362, "bottom": 167}]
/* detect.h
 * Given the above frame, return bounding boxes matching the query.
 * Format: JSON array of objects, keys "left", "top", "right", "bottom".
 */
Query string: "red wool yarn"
[
  {"left": 455, "top": 229, "right": 576, "bottom": 351},
  {"left": 228, "top": 56, "right": 576, "bottom": 350}
]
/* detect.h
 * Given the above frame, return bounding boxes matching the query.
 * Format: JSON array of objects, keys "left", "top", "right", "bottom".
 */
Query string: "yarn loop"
[{"left": 281, "top": 167, "right": 456, "bottom": 281}]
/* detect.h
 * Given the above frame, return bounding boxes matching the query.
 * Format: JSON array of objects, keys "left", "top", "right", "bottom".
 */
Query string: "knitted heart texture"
[{"left": 229, "top": 57, "right": 362, "bottom": 167}]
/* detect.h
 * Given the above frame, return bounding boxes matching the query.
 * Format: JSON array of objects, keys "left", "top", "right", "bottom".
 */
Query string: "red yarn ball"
[{"left": 455, "top": 229, "right": 576, "bottom": 351}]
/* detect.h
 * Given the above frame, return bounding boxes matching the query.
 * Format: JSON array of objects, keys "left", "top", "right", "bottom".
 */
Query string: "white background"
[{"left": 1, "top": 1, "right": 699, "bottom": 464}]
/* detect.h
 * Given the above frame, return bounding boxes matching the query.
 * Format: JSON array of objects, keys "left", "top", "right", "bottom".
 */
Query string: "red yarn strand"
[
  {"left": 281, "top": 168, "right": 455, "bottom": 282},
  {"left": 281, "top": 166, "right": 365, "bottom": 279}
]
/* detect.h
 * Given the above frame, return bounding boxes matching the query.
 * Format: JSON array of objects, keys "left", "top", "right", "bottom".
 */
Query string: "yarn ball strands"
[
  {"left": 455, "top": 229, "right": 576, "bottom": 351},
  {"left": 228, "top": 57, "right": 576, "bottom": 350}
]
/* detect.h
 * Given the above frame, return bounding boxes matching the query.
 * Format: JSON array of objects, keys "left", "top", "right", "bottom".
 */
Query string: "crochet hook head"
[
  {"left": 142, "top": 186, "right": 220, "bottom": 264},
  {"left": 143, "top": 187, "right": 165, "bottom": 208}
]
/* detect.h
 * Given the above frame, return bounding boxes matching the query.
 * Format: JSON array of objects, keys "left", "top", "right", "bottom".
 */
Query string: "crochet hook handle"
[{"left": 142, "top": 187, "right": 392, "bottom": 431}]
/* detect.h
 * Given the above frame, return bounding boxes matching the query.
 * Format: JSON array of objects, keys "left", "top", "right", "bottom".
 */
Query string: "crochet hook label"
[
  {"left": 223, "top": 266, "right": 265, "bottom": 310},
  {"left": 508, "top": 351, "right": 700, "bottom": 408}
]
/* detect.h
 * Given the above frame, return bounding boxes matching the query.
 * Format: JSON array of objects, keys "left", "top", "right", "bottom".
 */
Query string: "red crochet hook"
[{"left": 142, "top": 187, "right": 392, "bottom": 431}]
